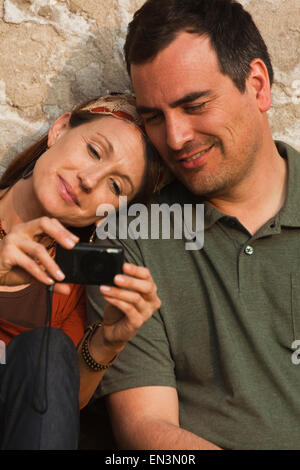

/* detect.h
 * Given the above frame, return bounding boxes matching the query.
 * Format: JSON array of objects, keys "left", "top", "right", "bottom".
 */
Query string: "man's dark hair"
[{"left": 124, "top": 0, "right": 273, "bottom": 92}]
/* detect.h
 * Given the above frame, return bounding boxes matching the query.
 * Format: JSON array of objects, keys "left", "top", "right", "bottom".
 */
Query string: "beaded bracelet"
[{"left": 81, "top": 322, "right": 118, "bottom": 372}]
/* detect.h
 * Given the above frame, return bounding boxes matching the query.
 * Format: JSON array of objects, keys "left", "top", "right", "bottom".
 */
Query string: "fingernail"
[
  {"left": 56, "top": 270, "right": 65, "bottom": 280},
  {"left": 66, "top": 238, "right": 76, "bottom": 248},
  {"left": 115, "top": 275, "right": 124, "bottom": 283},
  {"left": 100, "top": 285, "right": 110, "bottom": 292},
  {"left": 47, "top": 277, "right": 54, "bottom": 285}
]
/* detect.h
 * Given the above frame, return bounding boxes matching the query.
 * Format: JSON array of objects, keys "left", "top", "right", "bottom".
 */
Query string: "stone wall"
[{"left": 0, "top": 0, "right": 299, "bottom": 172}]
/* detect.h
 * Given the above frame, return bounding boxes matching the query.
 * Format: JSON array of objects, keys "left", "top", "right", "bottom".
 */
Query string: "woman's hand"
[
  {"left": 98, "top": 263, "right": 161, "bottom": 352},
  {"left": 0, "top": 216, "right": 79, "bottom": 294}
]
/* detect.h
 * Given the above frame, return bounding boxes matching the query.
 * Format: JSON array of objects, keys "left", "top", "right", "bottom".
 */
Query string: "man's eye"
[
  {"left": 185, "top": 103, "right": 206, "bottom": 112},
  {"left": 143, "top": 114, "right": 162, "bottom": 124},
  {"left": 88, "top": 144, "right": 101, "bottom": 159}
]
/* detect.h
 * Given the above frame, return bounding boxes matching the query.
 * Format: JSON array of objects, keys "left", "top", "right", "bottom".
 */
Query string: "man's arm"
[{"left": 107, "top": 386, "right": 221, "bottom": 450}]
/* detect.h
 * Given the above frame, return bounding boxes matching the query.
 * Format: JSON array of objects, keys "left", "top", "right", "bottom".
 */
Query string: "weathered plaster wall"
[{"left": 0, "top": 0, "right": 299, "bottom": 172}]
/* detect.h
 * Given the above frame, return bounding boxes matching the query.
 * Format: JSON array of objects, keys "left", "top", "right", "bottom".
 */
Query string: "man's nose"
[{"left": 165, "top": 113, "right": 194, "bottom": 151}]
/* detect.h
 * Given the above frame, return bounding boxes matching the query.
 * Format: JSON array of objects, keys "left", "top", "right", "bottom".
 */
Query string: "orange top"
[{"left": 0, "top": 284, "right": 86, "bottom": 347}]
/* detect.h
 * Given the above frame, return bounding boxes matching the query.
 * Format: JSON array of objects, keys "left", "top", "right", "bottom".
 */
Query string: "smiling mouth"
[
  {"left": 58, "top": 176, "right": 80, "bottom": 206},
  {"left": 180, "top": 144, "right": 215, "bottom": 163}
]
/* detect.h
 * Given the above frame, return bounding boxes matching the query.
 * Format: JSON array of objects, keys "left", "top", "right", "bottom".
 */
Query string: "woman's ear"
[
  {"left": 47, "top": 113, "right": 71, "bottom": 147},
  {"left": 246, "top": 59, "right": 272, "bottom": 113}
]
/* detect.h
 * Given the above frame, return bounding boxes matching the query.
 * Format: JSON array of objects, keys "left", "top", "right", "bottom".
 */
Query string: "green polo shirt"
[{"left": 87, "top": 141, "right": 300, "bottom": 450}]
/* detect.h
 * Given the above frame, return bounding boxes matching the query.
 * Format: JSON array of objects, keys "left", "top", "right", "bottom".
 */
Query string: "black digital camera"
[{"left": 55, "top": 243, "right": 124, "bottom": 285}]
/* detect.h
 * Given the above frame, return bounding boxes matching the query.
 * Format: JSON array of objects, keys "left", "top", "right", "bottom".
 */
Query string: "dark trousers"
[{"left": 0, "top": 327, "right": 80, "bottom": 449}]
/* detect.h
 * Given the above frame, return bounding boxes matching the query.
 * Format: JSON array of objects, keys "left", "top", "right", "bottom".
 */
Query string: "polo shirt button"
[{"left": 245, "top": 245, "right": 254, "bottom": 255}]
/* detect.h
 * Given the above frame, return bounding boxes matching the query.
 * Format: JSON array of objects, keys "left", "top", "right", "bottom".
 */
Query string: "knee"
[
  {"left": 38, "top": 327, "right": 76, "bottom": 359},
  {"left": 7, "top": 328, "right": 78, "bottom": 375}
]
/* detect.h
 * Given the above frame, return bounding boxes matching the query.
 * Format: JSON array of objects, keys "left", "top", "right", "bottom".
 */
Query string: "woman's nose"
[
  {"left": 77, "top": 165, "right": 103, "bottom": 194},
  {"left": 77, "top": 174, "right": 92, "bottom": 193}
]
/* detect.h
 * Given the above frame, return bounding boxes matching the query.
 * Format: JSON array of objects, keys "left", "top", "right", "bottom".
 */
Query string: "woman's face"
[{"left": 32, "top": 114, "right": 147, "bottom": 226}]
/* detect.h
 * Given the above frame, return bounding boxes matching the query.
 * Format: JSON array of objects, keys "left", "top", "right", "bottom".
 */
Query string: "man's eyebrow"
[
  {"left": 137, "top": 90, "right": 213, "bottom": 115},
  {"left": 136, "top": 104, "right": 162, "bottom": 115},
  {"left": 170, "top": 90, "right": 213, "bottom": 108}
]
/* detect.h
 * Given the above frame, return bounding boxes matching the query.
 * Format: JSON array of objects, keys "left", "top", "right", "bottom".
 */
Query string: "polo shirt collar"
[
  {"left": 277, "top": 141, "right": 300, "bottom": 227},
  {"left": 204, "top": 203, "right": 225, "bottom": 229}
]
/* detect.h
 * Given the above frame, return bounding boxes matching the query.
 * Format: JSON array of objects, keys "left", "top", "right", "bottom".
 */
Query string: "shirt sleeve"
[{"left": 86, "top": 237, "right": 177, "bottom": 398}]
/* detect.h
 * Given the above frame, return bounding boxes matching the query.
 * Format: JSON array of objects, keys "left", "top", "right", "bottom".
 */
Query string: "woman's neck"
[{"left": 0, "top": 177, "right": 45, "bottom": 232}]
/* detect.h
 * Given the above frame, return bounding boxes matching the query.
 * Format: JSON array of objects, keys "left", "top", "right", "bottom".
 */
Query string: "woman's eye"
[
  {"left": 111, "top": 180, "right": 121, "bottom": 196},
  {"left": 88, "top": 144, "right": 101, "bottom": 159}
]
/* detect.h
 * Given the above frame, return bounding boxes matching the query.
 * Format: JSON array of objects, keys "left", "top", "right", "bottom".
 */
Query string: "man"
[{"left": 87, "top": 0, "right": 300, "bottom": 449}]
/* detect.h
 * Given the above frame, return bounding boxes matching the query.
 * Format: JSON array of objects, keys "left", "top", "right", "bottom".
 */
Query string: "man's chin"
[{"left": 177, "top": 174, "right": 230, "bottom": 199}]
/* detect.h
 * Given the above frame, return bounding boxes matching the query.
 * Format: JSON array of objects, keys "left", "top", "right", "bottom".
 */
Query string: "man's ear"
[
  {"left": 47, "top": 113, "right": 71, "bottom": 147},
  {"left": 246, "top": 59, "right": 272, "bottom": 113}
]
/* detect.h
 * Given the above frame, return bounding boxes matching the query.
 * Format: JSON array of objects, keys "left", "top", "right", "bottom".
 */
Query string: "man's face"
[{"left": 131, "top": 32, "right": 264, "bottom": 198}]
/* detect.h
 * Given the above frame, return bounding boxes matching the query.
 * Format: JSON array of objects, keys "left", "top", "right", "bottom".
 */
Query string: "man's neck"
[{"left": 207, "top": 141, "right": 288, "bottom": 235}]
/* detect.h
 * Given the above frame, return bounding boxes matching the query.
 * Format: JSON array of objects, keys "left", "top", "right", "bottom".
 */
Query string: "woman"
[{"left": 0, "top": 93, "right": 161, "bottom": 449}]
